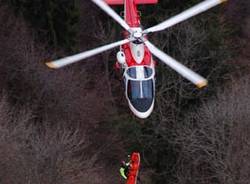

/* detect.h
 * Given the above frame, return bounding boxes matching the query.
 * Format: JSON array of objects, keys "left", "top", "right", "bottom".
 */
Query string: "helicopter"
[{"left": 46, "top": 0, "right": 227, "bottom": 119}]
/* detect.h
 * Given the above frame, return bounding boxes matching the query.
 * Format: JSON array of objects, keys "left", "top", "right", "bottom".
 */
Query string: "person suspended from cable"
[
  {"left": 120, "top": 155, "right": 131, "bottom": 180},
  {"left": 119, "top": 152, "right": 141, "bottom": 184}
]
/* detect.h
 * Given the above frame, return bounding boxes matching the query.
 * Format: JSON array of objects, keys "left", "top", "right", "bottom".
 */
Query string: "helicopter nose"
[
  {"left": 128, "top": 98, "right": 154, "bottom": 119},
  {"left": 129, "top": 98, "right": 154, "bottom": 119},
  {"left": 131, "top": 98, "right": 153, "bottom": 112}
]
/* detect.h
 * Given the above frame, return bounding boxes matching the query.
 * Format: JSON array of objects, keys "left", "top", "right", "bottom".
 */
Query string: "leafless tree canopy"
[
  {"left": 0, "top": 4, "right": 122, "bottom": 184},
  {"left": 0, "top": 94, "right": 104, "bottom": 184},
  {"left": 171, "top": 76, "right": 250, "bottom": 184},
  {"left": 0, "top": 0, "right": 249, "bottom": 184}
]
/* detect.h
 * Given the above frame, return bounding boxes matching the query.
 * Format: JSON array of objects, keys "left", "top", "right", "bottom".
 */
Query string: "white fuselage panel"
[{"left": 130, "top": 42, "right": 145, "bottom": 64}]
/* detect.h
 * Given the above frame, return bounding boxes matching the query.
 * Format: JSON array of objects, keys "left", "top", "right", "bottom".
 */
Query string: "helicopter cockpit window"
[
  {"left": 128, "top": 80, "right": 141, "bottom": 99},
  {"left": 127, "top": 79, "right": 154, "bottom": 100},
  {"left": 142, "top": 80, "right": 153, "bottom": 98},
  {"left": 125, "top": 66, "right": 155, "bottom": 112},
  {"left": 127, "top": 79, "right": 154, "bottom": 112}
]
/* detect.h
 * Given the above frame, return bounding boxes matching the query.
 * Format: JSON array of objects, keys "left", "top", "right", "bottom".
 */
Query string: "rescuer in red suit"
[{"left": 120, "top": 153, "right": 141, "bottom": 184}]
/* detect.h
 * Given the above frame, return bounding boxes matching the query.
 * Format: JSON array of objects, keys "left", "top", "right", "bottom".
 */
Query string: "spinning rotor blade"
[
  {"left": 143, "top": 0, "right": 227, "bottom": 34},
  {"left": 145, "top": 41, "right": 207, "bottom": 88},
  {"left": 46, "top": 39, "right": 130, "bottom": 69},
  {"left": 92, "top": 0, "right": 131, "bottom": 31}
]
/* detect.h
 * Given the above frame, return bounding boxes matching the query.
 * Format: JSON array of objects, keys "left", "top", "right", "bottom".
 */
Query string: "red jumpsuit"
[{"left": 126, "top": 152, "right": 140, "bottom": 184}]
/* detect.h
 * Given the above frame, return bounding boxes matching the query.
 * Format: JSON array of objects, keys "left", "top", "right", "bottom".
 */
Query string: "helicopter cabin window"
[
  {"left": 127, "top": 79, "right": 154, "bottom": 100},
  {"left": 127, "top": 67, "right": 137, "bottom": 79},
  {"left": 128, "top": 80, "right": 141, "bottom": 99},
  {"left": 143, "top": 67, "right": 153, "bottom": 78},
  {"left": 126, "top": 66, "right": 153, "bottom": 79},
  {"left": 126, "top": 66, "right": 154, "bottom": 101},
  {"left": 127, "top": 79, "right": 154, "bottom": 112},
  {"left": 142, "top": 80, "right": 153, "bottom": 98}
]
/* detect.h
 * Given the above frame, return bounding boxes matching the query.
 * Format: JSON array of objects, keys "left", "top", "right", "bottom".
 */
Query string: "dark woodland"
[{"left": 0, "top": 0, "right": 249, "bottom": 183}]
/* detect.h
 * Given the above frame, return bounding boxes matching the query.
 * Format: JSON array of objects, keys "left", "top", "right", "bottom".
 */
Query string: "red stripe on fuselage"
[
  {"left": 125, "top": 0, "right": 140, "bottom": 27},
  {"left": 122, "top": 0, "right": 153, "bottom": 67},
  {"left": 122, "top": 42, "right": 152, "bottom": 67}
]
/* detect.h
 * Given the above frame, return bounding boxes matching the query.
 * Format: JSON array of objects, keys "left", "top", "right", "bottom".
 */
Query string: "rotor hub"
[{"left": 133, "top": 31, "right": 143, "bottom": 39}]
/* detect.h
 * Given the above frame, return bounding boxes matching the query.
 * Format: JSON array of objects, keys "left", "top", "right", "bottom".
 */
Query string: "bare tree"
[
  {"left": 0, "top": 93, "right": 105, "bottom": 184},
  {"left": 172, "top": 76, "right": 250, "bottom": 184},
  {"left": 0, "top": 3, "right": 126, "bottom": 183}
]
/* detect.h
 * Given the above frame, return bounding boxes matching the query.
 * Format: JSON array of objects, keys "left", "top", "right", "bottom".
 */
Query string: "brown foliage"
[
  {"left": 0, "top": 3, "right": 111, "bottom": 127},
  {"left": 0, "top": 94, "right": 105, "bottom": 184},
  {"left": 173, "top": 76, "right": 250, "bottom": 184},
  {"left": 0, "top": 3, "right": 123, "bottom": 184}
]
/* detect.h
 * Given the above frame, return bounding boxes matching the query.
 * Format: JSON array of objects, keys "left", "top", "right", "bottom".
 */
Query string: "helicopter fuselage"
[
  {"left": 117, "top": 0, "right": 156, "bottom": 118},
  {"left": 47, "top": 0, "right": 224, "bottom": 119}
]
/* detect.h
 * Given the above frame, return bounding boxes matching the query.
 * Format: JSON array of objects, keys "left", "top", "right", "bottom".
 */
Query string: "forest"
[{"left": 0, "top": 0, "right": 249, "bottom": 184}]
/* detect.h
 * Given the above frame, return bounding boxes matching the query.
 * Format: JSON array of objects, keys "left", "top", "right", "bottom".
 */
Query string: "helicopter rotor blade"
[
  {"left": 46, "top": 39, "right": 130, "bottom": 69},
  {"left": 145, "top": 40, "right": 207, "bottom": 88},
  {"left": 143, "top": 0, "right": 227, "bottom": 34},
  {"left": 92, "top": 0, "right": 131, "bottom": 31}
]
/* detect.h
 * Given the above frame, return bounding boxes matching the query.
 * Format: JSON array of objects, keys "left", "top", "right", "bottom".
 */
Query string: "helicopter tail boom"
[{"left": 105, "top": 0, "right": 158, "bottom": 5}]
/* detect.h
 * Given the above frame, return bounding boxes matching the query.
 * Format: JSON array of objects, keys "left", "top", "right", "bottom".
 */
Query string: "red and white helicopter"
[{"left": 46, "top": 0, "right": 227, "bottom": 119}]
